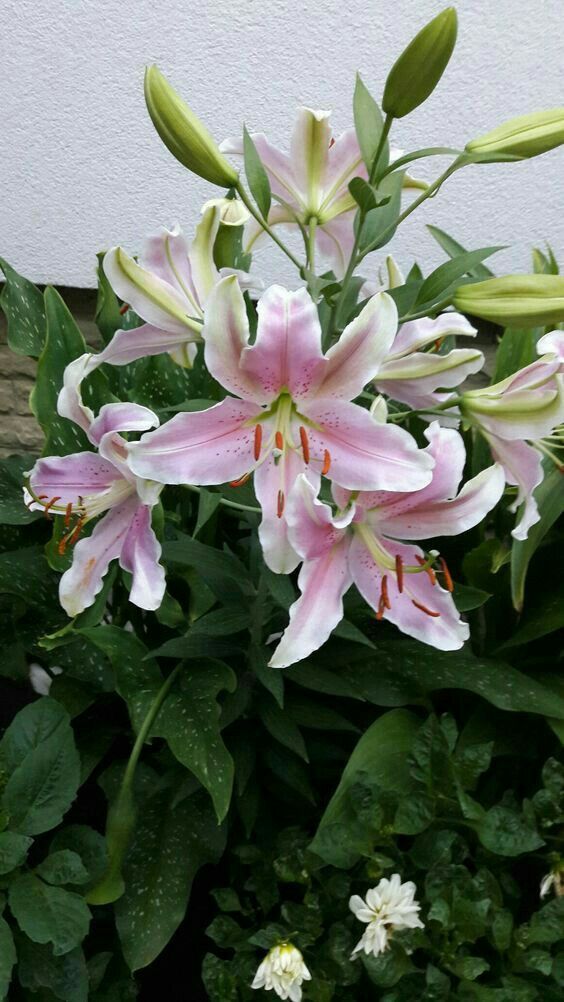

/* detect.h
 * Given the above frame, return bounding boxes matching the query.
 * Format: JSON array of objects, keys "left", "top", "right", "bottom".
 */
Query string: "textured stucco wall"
[{"left": 2, "top": 0, "right": 564, "bottom": 289}]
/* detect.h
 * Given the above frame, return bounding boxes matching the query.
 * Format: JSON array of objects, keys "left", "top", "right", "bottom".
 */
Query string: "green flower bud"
[
  {"left": 453, "top": 274, "right": 564, "bottom": 327},
  {"left": 382, "top": 8, "right": 458, "bottom": 119},
  {"left": 144, "top": 65, "right": 238, "bottom": 187},
  {"left": 466, "top": 109, "right": 564, "bottom": 159}
]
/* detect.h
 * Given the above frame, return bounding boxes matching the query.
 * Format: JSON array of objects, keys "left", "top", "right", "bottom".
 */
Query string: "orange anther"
[
  {"left": 440, "top": 557, "right": 454, "bottom": 592},
  {"left": 119, "top": 301, "right": 130, "bottom": 315},
  {"left": 254, "top": 424, "right": 263, "bottom": 462},
  {"left": 376, "top": 596, "right": 386, "bottom": 621},
  {"left": 68, "top": 517, "right": 85, "bottom": 546},
  {"left": 64, "top": 502, "right": 73, "bottom": 527},
  {"left": 299, "top": 426, "right": 310, "bottom": 464},
  {"left": 411, "top": 599, "right": 440, "bottom": 618},
  {"left": 395, "top": 554, "right": 404, "bottom": 593},
  {"left": 416, "top": 554, "right": 436, "bottom": 585},
  {"left": 43, "top": 496, "right": 61, "bottom": 518},
  {"left": 58, "top": 536, "right": 69, "bottom": 556},
  {"left": 275, "top": 431, "right": 284, "bottom": 451},
  {"left": 229, "top": 472, "right": 251, "bottom": 488},
  {"left": 321, "top": 449, "right": 331, "bottom": 476},
  {"left": 277, "top": 490, "right": 285, "bottom": 518},
  {"left": 381, "top": 574, "right": 391, "bottom": 610}
]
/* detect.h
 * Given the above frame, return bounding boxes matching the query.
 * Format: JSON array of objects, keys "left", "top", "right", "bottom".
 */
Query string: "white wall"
[{"left": 2, "top": 0, "right": 564, "bottom": 289}]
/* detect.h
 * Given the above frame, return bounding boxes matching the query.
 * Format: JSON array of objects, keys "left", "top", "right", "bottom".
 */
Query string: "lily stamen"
[
  {"left": 299, "top": 426, "right": 310, "bottom": 464},
  {"left": 411, "top": 599, "right": 440, "bottom": 618},
  {"left": 254, "top": 424, "right": 263, "bottom": 461},
  {"left": 277, "top": 490, "right": 285, "bottom": 518},
  {"left": 376, "top": 595, "right": 386, "bottom": 621},
  {"left": 395, "top": 554, "right": 404, "bottom": 593},
  {"left": 321, "top": 449, "right": 331, "bottom": 475},
  {"left": 416, "top": 554, "right": 436, "bottom": 585},
  {"left": 43, "top": 496, "right": 61, "bottom": 518},
  {"left": 229, "top": 472, "right": 251, "bottom": 488},
  {"left": 381, "top": 574, "right": 391, "bottom": 610},
  {"left": 275, "top": 431, "right": 284, "bottom": 451},
  {"left": 439, "top": 557, "right": 454, "bottom": 592},
  {"left": 64, "top": 502, "right": 73, "bottom": 527}
]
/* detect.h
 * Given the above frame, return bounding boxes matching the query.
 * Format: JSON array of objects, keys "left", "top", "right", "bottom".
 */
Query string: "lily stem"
[
  {"left": 182, "top": 483, "right": 261, "bottom": 515},
  {"left": 235, "top": 181, "right": 303, "bottom": 272}
]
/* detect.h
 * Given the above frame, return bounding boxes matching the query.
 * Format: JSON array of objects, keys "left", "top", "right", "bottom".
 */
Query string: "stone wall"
[{"left": 0, "top": 289, "right": 97, "bottom": 459}]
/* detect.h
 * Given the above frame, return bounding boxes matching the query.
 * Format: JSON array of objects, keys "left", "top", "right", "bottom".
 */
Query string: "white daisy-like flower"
[
  {"left": 349, "top": 873, "right": 424, "bottom": 959},
  {"left": 251, "top": 942, "right": 311, "bottom": 1001}
]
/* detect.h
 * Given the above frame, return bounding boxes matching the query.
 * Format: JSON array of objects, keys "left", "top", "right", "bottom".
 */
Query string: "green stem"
[
  {"left": 398, "top": 297, "right": 454, "bottom": 324},
  {"left": 87, "top": 664, "right": 183, "bottom": 905},
  {"left": 236, "top": 182, "right": 303, "bottom": 272},
  {"left": 369, "top": 114, "right": 393, "bottom": 185},
  {"left": 307, "top": 217, "right": 317, "bottom": 273},
  {"left": 360, "top": 160, "right": 462, "bottom": 259},
  {"left": 388, "top": 397, "right": 463, "bottom": 421},
  {"left": 182, "top": 483, "right": 261, "bottom": 515}
]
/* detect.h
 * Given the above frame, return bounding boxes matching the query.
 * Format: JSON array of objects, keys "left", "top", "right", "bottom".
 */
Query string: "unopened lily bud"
[
  {"left": 466, "top": 108, "right": 564, "bottom": 159},
  {"left": 382, "top": 8, "right": 458, "bottom": 119},
  {"left": 453, "top": 275, "right": 564, "bottom": 327},
  {"left": 144, "top": 65, "right": 238, "bottom": 187},
  {"left": 202, "top": 197, "right": 250, "bottom": 226}
]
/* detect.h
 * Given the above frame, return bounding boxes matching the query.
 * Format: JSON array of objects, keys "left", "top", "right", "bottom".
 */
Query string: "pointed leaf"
[
  {"left": 243, "top": 126, "right": 271, "bottom": 219},
  {"left": 0, "top": 258, "right": 46, "bottom": 356}
]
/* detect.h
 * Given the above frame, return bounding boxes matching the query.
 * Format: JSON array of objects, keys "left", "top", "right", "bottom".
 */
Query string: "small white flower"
[
  {"left": 540, "top": 869, "right": 564, "bottom": 898},
  {"left": 251, "top": 943, "right": 311, "bottom": 1001},
  {"left": 349, "top": 874, "right": 424, "bottom": 959}
]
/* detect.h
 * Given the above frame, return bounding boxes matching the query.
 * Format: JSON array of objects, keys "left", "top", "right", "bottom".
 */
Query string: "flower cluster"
[{"left": 24, "top": 89, "right": 564, "bottom": 668}]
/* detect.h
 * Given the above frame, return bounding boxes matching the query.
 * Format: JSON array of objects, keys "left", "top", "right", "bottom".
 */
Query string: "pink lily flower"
[
  {"left": 98, "top": 203, "right": 256, "bottom": 371},
  {"left": 374, "top": 312, "right": 484, "bottom": 413},
  {"left": 127, "top": 277, "right": 434, "bottom": 573},
  {"left": 221, "top": 107, "right": 425, "bottom": 277},
  {"left": 26, "top": 358, "right": 165, "bottom": 616},
  {"left": 269, "top": 423, "right": 505, "bottom": 667},
  {"left": 461, "top": 332, "right": 564, "bottom": 539}
]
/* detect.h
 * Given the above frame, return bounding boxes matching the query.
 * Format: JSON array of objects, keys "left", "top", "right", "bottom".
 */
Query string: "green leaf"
[
  {"left": 16, "top": 938, "right": 89, "bottom": 1002},
  {"left": 30, "top": 287, "right": 102, "bottom": 455},
  {"left": 36, "top": 850, "right": 89, "bottom": 886},
  {"left": 353, "top": 74, "right": 388, "bottom": 170},
  {"left": 310, "top": 709, "right": 421, "bottom": 866},
  {"left": 95, "top": 251, "right": 124, "bottom": 345},
  {"left": 0, "top": 545, "right": 60, "bottom": 609},
  {"left": 0, "top": 258, "right": 46, "bottom": 356},
  {"left": 359, "top": 171, "right": 405, "bottom": 252},
  {"left": 501, "top": 579, "right": 564, "bottom": 648},
  {"left": 527, "top": 897, "right": 564, "bottom": 945},
  {"left": 348, "top": 177, "right": 381, "bottom": 214},
  {"left": 0, "top": 698, "right": 80, "bottom": 835},
  {"left": 162, "top": 532, "right": 253, "bottom": 604},
  {"left": 511, "top": 464, "right": 564, "bottom": 610},
  {"left": 492, "top": 326, "right": 540, "bottom": 381},
  {"left": 194, "top": 488, "right": 222, "bottom": 536},
  {"left": 77, "top": 626, "right": 162, "bottom": 731},
  {"left": 156, "top": 660, "right": 236, "bottom": 821},
  {"left": 453, "top": 583, "right": 492, "bottom": 612},
  {"left": 243, "top": 126, "right": 271, "bottom": 219},
  {"left": 0, "top": 456, "right": 40, "bottom": 525},
  {"left": 115, "top": 789, "right": 225, "bottom": 971},
  {"left": 0, "top": 831, "right": 33, "bottom": 874},
  {"left": 258, "top": 692, "right": 308, "bottom": 761},
  {"left": 477, "top": 804, "right": 544, "bottom": 856},
  {"left": 416, "top": 247, "right": 504, "bottom": 308},
  {"left": 350, "top": 637, "right": 564, "bottom": 719},
  {"left": 427, "top": 225, "right": 495, "bottom": 280},
  {"left": 9, "top": 872, "right": 91, "bottom": 955},
  {"left": 49, "top": 825, "right": 108, "bottom": 888},
  {"left": 0, "top": 917, "right": 16, "bottom": 1001},
  {"left": 448, "top": 956, "right": 490, "bottom": 980}
]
